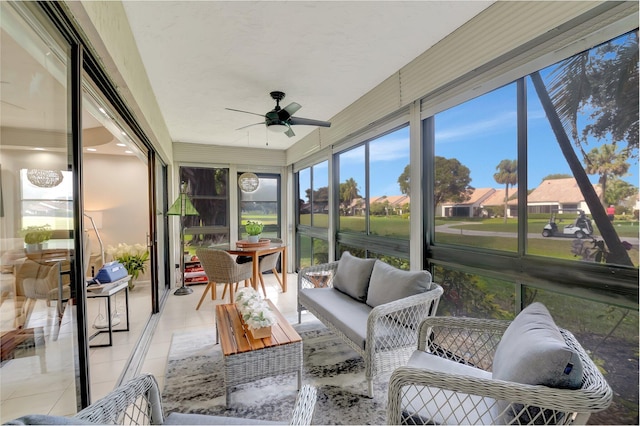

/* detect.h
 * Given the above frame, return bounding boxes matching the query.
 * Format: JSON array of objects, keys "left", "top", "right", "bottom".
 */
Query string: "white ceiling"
[{"left": 121, "top": 1, "right": 493, "bottom": 150}]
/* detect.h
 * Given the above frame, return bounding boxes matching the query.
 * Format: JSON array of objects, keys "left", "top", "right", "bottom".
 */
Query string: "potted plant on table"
[
  {"left": 21, "top": 225, "right": 53, "bottom": 253},
  {"left": 245, "top": 220, "right": 264, "bottom": 243},
  {"left": 106, "top": 243, "right": 149, "bottom": 290}
]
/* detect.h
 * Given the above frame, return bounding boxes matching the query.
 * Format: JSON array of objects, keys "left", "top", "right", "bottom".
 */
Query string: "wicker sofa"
[
  {"left": 8, "top": 373, "right": 317, "bottom": 425},
  {"left": 387, "top": 303, "right": 613, "bottom": 425},
  {"left": 298, "top": 251, "right": 443, "bottom": 398}
]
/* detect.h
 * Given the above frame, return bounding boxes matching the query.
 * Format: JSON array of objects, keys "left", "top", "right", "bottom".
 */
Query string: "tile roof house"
[
  {"left": 370, "top": 195, "right": 411, "bottom": 215},
  {"left": 527, "top": 177, "right": 602, "bottom": 215},
  {"left": 439, "top": 187, "right": 496, "bottom": 218}
]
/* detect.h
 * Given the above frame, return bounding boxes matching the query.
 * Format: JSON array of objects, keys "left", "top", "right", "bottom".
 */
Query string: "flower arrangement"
[
  {"left": 234, "top": 287, "right": 276, "bottom": 330},
  {"left": 245, "top": 220, "right": 264, "bottom": 236},
  {"left": 106, "top": 243, "right": 149, "bottom": 289}
]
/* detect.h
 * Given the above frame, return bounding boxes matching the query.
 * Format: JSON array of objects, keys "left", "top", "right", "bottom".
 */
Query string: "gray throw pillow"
[
  {"left": 6, "top": 415, "right": 94, "bottom": 425},
  {"left": 332, "top": 251, "right": 376, "bottom": 302},
  {"left": 366, "top": 261, "right": 432, "bottom": 307},
  {"left": 493, "top": 302, "right": 583, "bottom": 389}
]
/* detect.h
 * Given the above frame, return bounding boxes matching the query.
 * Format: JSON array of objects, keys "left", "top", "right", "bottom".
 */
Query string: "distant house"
[
  {"left": 527, "top": 177, "right": 602, "bottom": 214},
  {"left": 439, "top": 187, "right": 495, "bottom": 218},
  {"left": 481, "top": 187, "right": 518, "bottom": 218},
  {"left": 370, "top": 195, "right": 410, "bottom": 215},
  {"left": 437, "top": 177, "right": 604, "bottom": 218}
]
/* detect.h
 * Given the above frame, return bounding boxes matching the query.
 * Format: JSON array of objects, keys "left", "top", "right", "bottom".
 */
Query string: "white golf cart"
[{"left": 542, "top": 210, "right": 594, "bottom": 239}]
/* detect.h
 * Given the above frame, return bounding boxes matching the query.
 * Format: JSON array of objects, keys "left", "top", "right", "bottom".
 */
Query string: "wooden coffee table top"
[{"left": 216, "top": 299, "right": 301, "bottom": 356}]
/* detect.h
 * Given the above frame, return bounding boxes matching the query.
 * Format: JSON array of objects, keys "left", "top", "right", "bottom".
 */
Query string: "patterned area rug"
[{"left": 162, "top": 320, "right": 390, "bottom": 424}]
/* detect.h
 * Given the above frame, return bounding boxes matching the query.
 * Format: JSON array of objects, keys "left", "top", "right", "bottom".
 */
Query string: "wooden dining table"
[{"left": 226, "top": 242, "right": 287, "bottom": 292}]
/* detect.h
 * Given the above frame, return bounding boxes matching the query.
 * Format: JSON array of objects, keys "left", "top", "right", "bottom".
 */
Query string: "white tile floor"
[{"left": 0, "top": 272, "right": 298, "bottom": 422}]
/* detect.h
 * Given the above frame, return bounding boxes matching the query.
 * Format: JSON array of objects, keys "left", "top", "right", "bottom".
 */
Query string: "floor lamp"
[{"left": 167, "top": 182, "right": 199, "bottom": 296}]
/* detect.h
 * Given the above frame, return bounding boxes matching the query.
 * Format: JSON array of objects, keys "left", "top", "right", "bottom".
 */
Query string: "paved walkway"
[{"left": 435, "top": 222, "right": 639, "bottom": 246}]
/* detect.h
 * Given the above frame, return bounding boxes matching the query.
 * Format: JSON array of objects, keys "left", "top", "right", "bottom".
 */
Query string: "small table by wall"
[{"left": 87, "top": 275, "right": 130, "bottom": 347}]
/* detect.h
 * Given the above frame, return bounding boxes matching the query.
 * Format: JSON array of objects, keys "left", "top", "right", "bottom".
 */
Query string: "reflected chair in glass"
[
  {"left": 15, "top": 258, "right": 69, "bottom": 334},
  {"left": 195, "top": 248, "right": 253, "bottom": 309},
  {"left": 257, "top": 238, "right": 284, "bottom": 296}
]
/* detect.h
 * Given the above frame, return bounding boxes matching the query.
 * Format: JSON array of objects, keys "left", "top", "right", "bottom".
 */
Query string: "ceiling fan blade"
[
  {"left": 277, "top": 102, "right": 302, "bottom": 121},
  {"left": 282, "top": 102, "right": 302, "bottom": 116},
  {"left": 225, "top": 107, "right": 265, "bottom": 118},
  {"left": 284, "top": 126, "right": 296, "bottom": 138},
  {"left": 289, "top": 116, "right": 331, "bottom": 128},
  {"left": 236, "top": 122, "right": 264, "bottom": 130}
]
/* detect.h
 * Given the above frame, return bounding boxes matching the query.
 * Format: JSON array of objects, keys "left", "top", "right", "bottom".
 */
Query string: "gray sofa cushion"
[
  {"left": 6, "top": 415, "right": 93, "bottom": 425},
  {"left": 165, "top": 412, "right": 284, "bottom": 425},
  {"left": 300, "top": 287, "right": 371, "bottom": 349},
  {"left": 493, "top": 302, "right": 583, "bottom": 389},
  {"left": 366, "top": 261, "right": 432, "bottom": 308},
  {"left": 332, "top": 251, "right": 376, "bottom": 302}
]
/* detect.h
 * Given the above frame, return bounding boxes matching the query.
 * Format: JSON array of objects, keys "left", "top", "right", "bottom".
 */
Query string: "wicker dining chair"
[
  {"left": 195, "top": 248, "right": 253, "bottom": 309},
  {"left": 257, "top": 238, "right": 284, "bottom": 295}
]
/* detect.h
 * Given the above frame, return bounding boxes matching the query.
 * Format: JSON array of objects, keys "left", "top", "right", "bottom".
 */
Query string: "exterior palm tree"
[
  {"left": 585, "top": 144, "right": 630, "bottom": 207},
  {"left": 530, "top": 32, "right": 637, "bottom": 266},
  {"left": 339, "top": 177, "right": 361, "bottom": 214},
  {"left": 493, "top": 159, "right": 517, "bottom": 224}
]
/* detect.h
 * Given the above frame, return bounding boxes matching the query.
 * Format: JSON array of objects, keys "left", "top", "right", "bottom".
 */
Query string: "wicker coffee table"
[{"left": 215, "top": 300, "right": 302, "bottom": 407}]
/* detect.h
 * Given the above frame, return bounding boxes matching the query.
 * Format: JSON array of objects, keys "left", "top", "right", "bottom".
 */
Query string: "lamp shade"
[
  {"left": 167, "top": 182, "right": 199, "bottom": 216},
  {"left": 167, "top": 193, "right": 199, "bottom": 216},
  {"left": 238, "top": 172, "right": 259, "bottom": 193}
]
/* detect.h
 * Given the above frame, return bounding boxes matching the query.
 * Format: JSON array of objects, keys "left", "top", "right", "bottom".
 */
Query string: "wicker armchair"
[
  {"left": 70, "top": 373, "right": 317, "bottom": 425},
  {"left": 196, "top": 248, "right": 253, "bottom": 308},
  {"left": 387, "top": 316, "right": 613, "bottom": 425},
  {"left": 298, "top": 260, "right": 443, "bottom": 398}
]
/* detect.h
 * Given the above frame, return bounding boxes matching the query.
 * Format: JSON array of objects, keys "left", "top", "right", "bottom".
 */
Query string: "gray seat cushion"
[
  {"left": 366, "top": 261, "right": 433, "bottom": 307},
  {"left": 165, "top": 412, "right": 284, "bottom": 425},
  {"left": 300, "top": 287, "right": 371, "bottom": 349},
  {"left": 332, "top": 251, "right": 376, "bottom": 302},
  {"left": 403, "top": 351, "right": 496, "bottom": 425}
]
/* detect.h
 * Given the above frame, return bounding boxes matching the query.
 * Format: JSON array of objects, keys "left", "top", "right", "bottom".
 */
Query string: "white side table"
[{"left": 86, "top": 275, "right": 130, "bottom": 347}]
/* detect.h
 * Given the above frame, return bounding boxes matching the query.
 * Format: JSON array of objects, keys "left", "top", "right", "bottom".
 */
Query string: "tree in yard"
[
  {"left": 493, "top": 159, "right": 517, "bottom": 223},
  {"left": 339, "top": 178, "right": 361, "bottom": 214},
  {"left": 305, "top": 186, "right": 329, "bottom": 212},
  {"left": 531, "top": 31, "right": 637, "bottom": 266},
  {"left": 584, "top": 144, "right": 630, "bottom": 207},
  {"left": 605, "top": 179, "right": 638, "bottom": 208},
  {"left": 434, "top": 156, "right": 474, "bottom": 217},
  {"left": 398, "top": 165, "right": 410, "bottom": 195}
]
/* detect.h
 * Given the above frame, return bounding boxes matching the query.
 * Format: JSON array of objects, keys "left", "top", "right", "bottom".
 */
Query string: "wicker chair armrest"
[
  {"left": 74, "top": 373, "right": 163, "bottom": 425},
  {"left": 416, "top": 316, "right": 510, "bottom": 362},
  {"left": 289, "top": 384, "right": 318, "bottom": 425},
  {"left": 297, "top": 261, "right": 339, "bottom": 290},
  {"left": 388, "top": 366, "right": 611, "bottom": 425}
]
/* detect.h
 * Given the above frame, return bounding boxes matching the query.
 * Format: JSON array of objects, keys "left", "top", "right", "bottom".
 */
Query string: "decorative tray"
[{"left": 236, "top": 238, "right": 271, "bottom": 248}]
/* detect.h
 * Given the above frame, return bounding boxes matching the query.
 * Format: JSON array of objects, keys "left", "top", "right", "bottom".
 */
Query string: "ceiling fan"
[{"left": 226, "top": 91, "right": 331, "bottom": 138}]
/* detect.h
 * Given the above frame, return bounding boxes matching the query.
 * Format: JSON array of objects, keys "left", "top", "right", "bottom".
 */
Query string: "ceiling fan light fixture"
[
  {"left": 267, "top": 123, "right": 289, "bottom": 133},
  {"left": 238, "top": 172, "right": 260, "bottom": 193}
]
